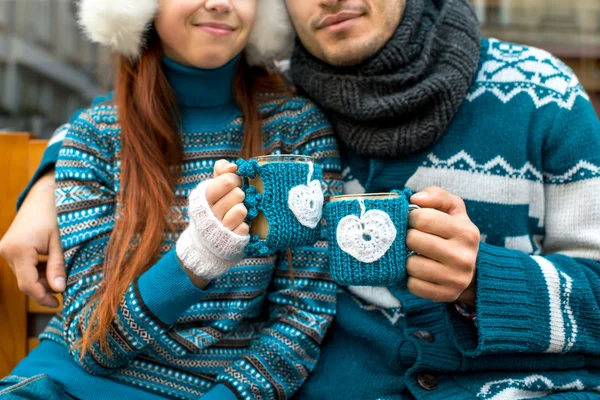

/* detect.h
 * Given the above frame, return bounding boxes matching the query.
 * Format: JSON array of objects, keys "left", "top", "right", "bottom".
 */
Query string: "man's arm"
[
  {"left": 1, "top": 93, "right": 114, "bottom": 306},
  {"left": 446, "top": 77, "right": 600, "bottom": 357},
  {"left": 16, "top": 127, "right": 66, "bottom": 210},
  {"left": 0, "top": 170, "right": 65, "bottom": 307}
]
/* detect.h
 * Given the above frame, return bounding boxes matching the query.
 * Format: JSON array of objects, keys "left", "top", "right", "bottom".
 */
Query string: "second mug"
[{"left": 324, "top": 189, "right": 415, "bottom": 287}]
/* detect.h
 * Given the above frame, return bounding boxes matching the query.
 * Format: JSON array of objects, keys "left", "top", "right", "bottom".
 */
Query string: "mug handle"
[
  {"left": 392, "top": 188, "right": 420, "bottom": 257},
  {"left": 235, "top": 159, "right": 262, "bottom": 223}
]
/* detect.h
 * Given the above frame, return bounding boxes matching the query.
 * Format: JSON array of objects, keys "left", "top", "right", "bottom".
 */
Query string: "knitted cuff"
[
  {"left": 176, "top": 229, "right": 238, "bottom": 281},
  {"left": 188, "top": 180, "right": 250, "bottom": 261},
  {"left": 448, "top": 243, "right": 551, "bottom": 357}
]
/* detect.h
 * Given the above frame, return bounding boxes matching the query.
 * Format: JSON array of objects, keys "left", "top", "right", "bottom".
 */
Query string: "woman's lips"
[{"left": 194, "top": 22, "right": 235, "bottom": 37}]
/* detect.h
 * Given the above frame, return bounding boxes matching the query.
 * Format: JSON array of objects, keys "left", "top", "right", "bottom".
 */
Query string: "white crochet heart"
[
  {"left": 337, "top": 208, "right": 397, "bottom": 263},
  {"left": 288, "top": 180, "right": 324, "bottom": 228}
]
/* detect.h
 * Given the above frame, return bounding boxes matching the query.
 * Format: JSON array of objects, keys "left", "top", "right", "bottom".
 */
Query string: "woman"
[{"left": 0, "top": 0, "right": 342, "bottom": 399}]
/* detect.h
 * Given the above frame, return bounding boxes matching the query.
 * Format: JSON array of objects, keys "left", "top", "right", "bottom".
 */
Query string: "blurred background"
[
  {"left": 0, "top": 0, "right": 599, "bottom": 138},
  {"left": 0, "top": 0, "right": 111, "bottom": 138}
]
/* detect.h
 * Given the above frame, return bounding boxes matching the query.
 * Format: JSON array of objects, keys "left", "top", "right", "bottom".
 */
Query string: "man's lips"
[{"left": 317, "top": 11, "right": 363, "bottom": 30}]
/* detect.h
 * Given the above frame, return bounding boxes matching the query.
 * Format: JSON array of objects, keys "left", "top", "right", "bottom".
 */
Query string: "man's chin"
[
  {"left": 323, "top": 52, "right": 367, "bottom": 67},
  {"left": 321, "top": 43, "right": 380, "bottom": 67},
  {"left": 313, "top": 32, "right": 384, "bottom": 67}
]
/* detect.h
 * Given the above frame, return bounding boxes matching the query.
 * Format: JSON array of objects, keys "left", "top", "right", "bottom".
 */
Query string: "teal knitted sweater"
[
  {"left": 13, "top": 56, "right": 343, "bottom": 400},
  {"left": 19, "top": 39, "right": 600, "bottom": 399},
  {"left": 296, "top": 39, "right": 600, "bottom": 399}
]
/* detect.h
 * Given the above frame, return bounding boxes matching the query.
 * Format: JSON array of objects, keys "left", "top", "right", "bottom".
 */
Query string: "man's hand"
[
  {"left": 0, "top": 170, "right": 65, "bottom": 308},
  {"left": 406, "top": 186, "right": 479, "bottom": 307}
]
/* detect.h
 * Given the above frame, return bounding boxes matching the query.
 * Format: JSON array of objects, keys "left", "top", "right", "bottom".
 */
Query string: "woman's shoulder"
[
  {"left": 259, "top": 92, "right": 326, "bottom": 116},
  {"left": 62, "top": 102, "right": 120, "bottom": 159},
  {"left": 73, "top": 102, "right": 120, "bottom": 129},
  {"left": 260, "top": 93, "right": 331, "bottom": 133},
  {"left": 260, "top": 93, "right": 335, "bottom": 151}
]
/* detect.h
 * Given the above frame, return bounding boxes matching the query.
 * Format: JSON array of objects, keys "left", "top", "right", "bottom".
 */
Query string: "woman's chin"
[{"left": 187, "top": 52, "right": 239, "bottom": 69}]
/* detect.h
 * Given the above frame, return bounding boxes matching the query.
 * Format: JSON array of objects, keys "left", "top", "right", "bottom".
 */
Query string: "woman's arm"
[
  {"left": 212, "top": 100, "right": 344, "bottom": 399},
  {"left": 17, "top": 92, "right": 114, "bottom": 209},
  {"left": 56, "top": 110, "right": 249, "bottom": 375}
]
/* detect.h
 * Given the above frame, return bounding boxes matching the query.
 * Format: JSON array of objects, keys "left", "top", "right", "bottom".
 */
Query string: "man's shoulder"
[{"left": 466, "top": 38, "right": 588, "bottom": 110}]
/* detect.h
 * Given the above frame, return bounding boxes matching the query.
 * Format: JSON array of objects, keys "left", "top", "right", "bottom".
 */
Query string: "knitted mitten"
[{"left": 176, "top": 180, "right": 250, "bottom": 280}]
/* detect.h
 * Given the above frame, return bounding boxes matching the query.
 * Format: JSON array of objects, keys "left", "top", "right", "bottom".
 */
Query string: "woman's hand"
[
  {"left": 177, "top": 160, "right": 251, "bottom": 288},
  {"left": 0, "top": 170, "right": 65, "bottom": 308},
  {"left": 206, "top": 160, "right": 249, "bottom": 236}
]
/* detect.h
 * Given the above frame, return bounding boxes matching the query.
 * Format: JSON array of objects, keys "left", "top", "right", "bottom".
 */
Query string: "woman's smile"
[{"left": 193, "top": 21, "right": 235, "bottom": 37}]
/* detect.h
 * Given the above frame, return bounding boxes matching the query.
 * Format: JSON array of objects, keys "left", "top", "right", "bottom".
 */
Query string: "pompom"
[
  {"left": 78, "top": 0, "right": 159, "bottom": 60},
  {"left": 245, "top": 0, "right": 295, "bottom": 66}
]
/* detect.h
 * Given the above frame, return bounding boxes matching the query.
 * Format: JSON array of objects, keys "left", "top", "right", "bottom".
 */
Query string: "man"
[
  {"left": 285, "top": 1, "right": 600, "bottom": 399},
  {"left": 2, "top": 0, "right": 600, "bottom": 399}
]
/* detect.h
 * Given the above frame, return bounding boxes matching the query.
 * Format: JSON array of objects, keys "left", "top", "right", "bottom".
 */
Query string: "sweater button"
[
  {"left": 413, "top": 330, "right": 434, "bottom": 343},
  {"left": 417, "top": 373, "right": 438, "bottom": 391}
]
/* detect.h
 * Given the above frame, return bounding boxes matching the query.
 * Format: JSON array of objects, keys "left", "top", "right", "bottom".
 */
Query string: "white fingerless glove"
[{"left": 176, "top": 180, "right": 250, "bottom": 281}]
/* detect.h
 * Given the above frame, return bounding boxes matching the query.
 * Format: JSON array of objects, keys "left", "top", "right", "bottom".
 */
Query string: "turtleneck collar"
[{"left": 162, "top": 55, "right": 239, "bottom": 109}]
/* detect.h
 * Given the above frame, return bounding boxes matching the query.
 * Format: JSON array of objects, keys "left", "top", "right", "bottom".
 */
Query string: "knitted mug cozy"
[
  {"left": 324, "top": 189, "right": 414, "bottom": 287},
  {"left": 236, "top": 158, "right": 324, "bottom": 256}
]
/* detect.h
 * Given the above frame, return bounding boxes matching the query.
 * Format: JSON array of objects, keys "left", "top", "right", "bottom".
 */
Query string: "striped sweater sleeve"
[
  {"left": 215, "top": 102, "right": 343, "bottom": 399},
  {"left": 448, "top": 77, "right": 600, "bottom": 357},
  {"left": 56, "top": 111, "right": 207, "bottom": 375},
  {"left": 17, "top": 92, "right": 114, "bottom": 210}
]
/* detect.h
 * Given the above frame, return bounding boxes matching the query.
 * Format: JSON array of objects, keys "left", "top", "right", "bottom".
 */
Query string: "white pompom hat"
[{"left": 77, "top": 0, "right": 295, "bottom": 66}]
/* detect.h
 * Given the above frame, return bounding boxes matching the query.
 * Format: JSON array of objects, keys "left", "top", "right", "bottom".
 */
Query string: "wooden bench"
[{"left": 0, "top": 133, "right": 61, "bottom": 377}]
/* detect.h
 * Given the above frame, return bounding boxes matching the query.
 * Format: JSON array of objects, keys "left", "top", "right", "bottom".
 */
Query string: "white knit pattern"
[
  {"left": 477, "top": 375, "right": 585, "bottom": 400},
  {"left": 288, "top": 163, "right": 324, "bottom": 229},
  {"left": 176, "top": 180, "right": 250, "bottom": 280},
  {"left": 336, "top": 199, "right": 397, "bottom": 263},
  {"left": 466, "top": 38, "right": 589, "bottom": 110},
  {"left": 176, "top": 229, "right": 235, "bottom": 281},
  {"left": 188, "top": 180, "right": 249, "bottom": 260}
]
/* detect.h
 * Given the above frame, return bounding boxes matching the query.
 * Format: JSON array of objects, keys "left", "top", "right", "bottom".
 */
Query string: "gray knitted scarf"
[{"left": 291, "top": 0, "right": 481, "bottom": 158}]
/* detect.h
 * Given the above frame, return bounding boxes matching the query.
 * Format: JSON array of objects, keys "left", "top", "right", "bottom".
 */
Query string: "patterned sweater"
[
  {"left": 21, "top": 39, "right": 600, "bottom": 400},
  {"left": 295, "top": 39, "right": 600, "bottom": 399},
  {"left": 14, "top": 56, "right": 343, "bottom": 400}
]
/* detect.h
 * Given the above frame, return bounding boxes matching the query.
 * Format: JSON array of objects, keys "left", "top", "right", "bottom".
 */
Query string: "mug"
[
  {"left": 236, "top": 155, "right": 324, "bottom": 256},
  {"left": 324, "top": 189, "right": 416, "bottom": 286}
]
